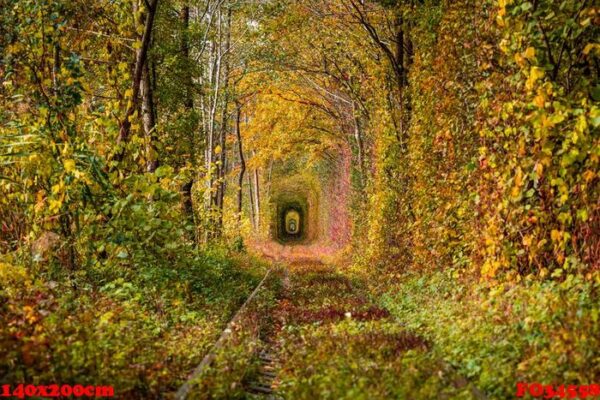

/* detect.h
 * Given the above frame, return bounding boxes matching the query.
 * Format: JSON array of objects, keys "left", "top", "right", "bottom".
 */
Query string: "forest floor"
[
  {"left": 248, "top": 240, "right": 344, "bottom": 265},
  {"left": 238, "top": 258, "right": 485, "bottom": 400},
  {"left": 178, "top": 243, "right": 597, "bottom": 399},
  {"left": 241, "top": 251, "right": 599, "bottom": 400}
]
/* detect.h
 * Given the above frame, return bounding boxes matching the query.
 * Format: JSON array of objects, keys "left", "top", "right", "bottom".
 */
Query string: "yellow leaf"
[
  {"left": 514, "top": 167, "right": 523, "bottom": 187},
  {"left": 583, "top": 170, "right": 595, "bottom": 182},
  {"left": 511, "top": 186, "right": 520, "bottom": 198},
  {"left": 48, "top": 199, "right": 62, "bottom": 213},
  {"left": 583, "top": 43, "right": 599, "bottom": 56},
  {"left": 526, "top": 67, "right": 544, "bottom": 90},
  {"left": 214, "top": 145, "right": 222, "bottom": 155},
  {"left": 523, "top": 47, "right": 535, "bottom": 60},
  {"left": 534, "top": 162, "right": 543, "bottom": 177},
  {"left": 496, "top": 14, "right": 505, "bottom": 27},
  {"left": 51, "top": 182, "right": 63, "bottom": 194},
  {"left": 100, "top": 311, "right": 114, "bottom": 324},
  {"left": 534, "top": 92, "right": 545, "bottom": 108},
  {"left": 514, "top": 52, "right": 525, "bottom": 67},
  {"left": 63, "top": 159, "right": 76, "bottom": 173}
]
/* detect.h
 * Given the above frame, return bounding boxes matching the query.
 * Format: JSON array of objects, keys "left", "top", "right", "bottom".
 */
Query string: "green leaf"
[{"left": 591, "top": 85, "right": 600, "bottom": 102}]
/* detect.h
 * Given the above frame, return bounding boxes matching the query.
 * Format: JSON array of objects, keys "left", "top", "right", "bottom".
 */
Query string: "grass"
[
  {"left": 5, "top": 249, "right": 596, "bottom": 399},
  {"left": 379, "top": 269, "right": 600, "bottom": 398},
  {"left": 0, "top": 248, "right": 268, "bottom": 398},
  {"left": 273, "top": 263, "right": 476, "bottom": 399},
  {"left": 269, "top": 262, "right": 599, "bottom": 399}
]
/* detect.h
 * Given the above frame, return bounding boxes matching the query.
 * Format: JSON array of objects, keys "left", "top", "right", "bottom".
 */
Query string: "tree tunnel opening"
[
  {"left": 278, "top": 204, "right": 305, "bottom": 242},
  {"left": 266, "top": 151, "right": 351, "bottom": 250},
  {"left": 270, "top": 176, "right": 319, "bottom": 245}
]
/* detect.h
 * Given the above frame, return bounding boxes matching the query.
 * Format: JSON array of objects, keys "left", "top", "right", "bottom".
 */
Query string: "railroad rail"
[
  {"left": 174, "top": 261, "right": 486, "bottom": 400},
  {"left": 175, "top": 267, "right": 280, "bottom": 399}
]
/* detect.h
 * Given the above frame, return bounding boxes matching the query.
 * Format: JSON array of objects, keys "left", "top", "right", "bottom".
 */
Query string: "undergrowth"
[
  {"left": 0, "top": 248, "right": 267, "bottom": 398},
  {"left": 380, "top": 270, "right": 600, "bottom": 399},
  {"left": 275, "top": 263, "right": 478, "bottom": 400}
]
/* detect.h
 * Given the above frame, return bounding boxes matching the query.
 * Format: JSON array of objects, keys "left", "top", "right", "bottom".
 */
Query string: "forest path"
[
  {"left": 241, "top": 259, "right": 488, "bottom": 399},
  {"left": 249, "top": 240, "right": 343, "bottom": 264},
  {"left": 177, "top": 256, "right": 487, "bottom": 399},
  {"left": 242, "top": 261, "right": 391, "bottom": 398}
]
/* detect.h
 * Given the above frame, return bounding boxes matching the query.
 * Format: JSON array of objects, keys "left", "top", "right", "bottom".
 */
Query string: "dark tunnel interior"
[{"left": 277, "top": 203, "right": 305, "bottom": 242}]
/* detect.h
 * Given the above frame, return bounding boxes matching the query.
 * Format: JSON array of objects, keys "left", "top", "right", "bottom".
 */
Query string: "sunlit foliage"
[{"left": 1, "top": 0, "right": 598, "bottom": 397}]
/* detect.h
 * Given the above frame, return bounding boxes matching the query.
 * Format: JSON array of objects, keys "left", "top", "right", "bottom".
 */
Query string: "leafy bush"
[
  {"left": 0, "top": 248, "right": 266, "bottom": 397},
  {"left": 381, "top": 270, "right": 600, "bottom": 398}
]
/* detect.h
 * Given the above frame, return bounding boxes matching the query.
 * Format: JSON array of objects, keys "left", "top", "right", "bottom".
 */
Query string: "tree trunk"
[
  {"left": 181, "top": 180, "right": 195, "bottom": 239},
  {"left": 395, "top": 13, "right": 405, "bottom": 88},
  {"left": 180, "top": 2, "right": 196, "bottom": 243},
  {"left": 114, "top": 0, "right": 159, "bottom": 163},
  {"left": 248, "top": 174, "right": 256, "bottom": 230},
  {"left": 253, "top": 166, "right": 261, "bottom": 229},
  {"left": 235, "top": 104, "right": 245, "bottom": 224},
  {"left": 266, "top": 159, "right": 274, "bottom": 200},
  {"left": 352, "top": 101, "right": 366, "bottom": 189},
  {"left": 205, "top": 10, "right": 222, "bottom": 211},
  {"left": 141, "top": 59, "right": 158, "bottom": 173},
  {"left": 213, "top": 7, "right": 232, "bottom": 234}
]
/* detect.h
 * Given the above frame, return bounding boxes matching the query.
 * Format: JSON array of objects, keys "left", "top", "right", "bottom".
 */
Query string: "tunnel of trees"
[
  {"left": 280, "top": 205, "right": 303, "bottom": 241},
  {"left": 0, "top": 0, "right": 598, "bottom": 398},
  {"left": 269, "top": 175, "right": 319, "bottom": 244}
]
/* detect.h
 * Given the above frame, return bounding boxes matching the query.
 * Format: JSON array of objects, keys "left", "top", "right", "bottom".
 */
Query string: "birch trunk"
[
  {"left": 235, "top": 104, "right": 245, "bottom": 224},
  {"left": 141, "top": 60, "right": 158, "bottom": 173}
]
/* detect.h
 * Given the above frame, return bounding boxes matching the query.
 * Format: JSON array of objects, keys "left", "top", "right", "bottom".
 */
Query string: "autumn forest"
[{"left": 1, "top": 0, "right": 599, "bottom": 398}]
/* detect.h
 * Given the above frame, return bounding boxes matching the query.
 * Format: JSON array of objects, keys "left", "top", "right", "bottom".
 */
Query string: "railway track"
[
  {"left": 175, "top": 266, "right": 286, "bottom": 400},
  {"left": 174, "top": 261, "right": 487, "bottom": 399},
  {"left": 242, "top": 269, "right": 289, "bottom": 399},
  {"left": 242, "top": 339, "right": 282, "bottom": 398}
]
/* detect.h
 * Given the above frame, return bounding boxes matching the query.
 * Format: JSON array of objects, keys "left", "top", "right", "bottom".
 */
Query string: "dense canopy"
[{"left": 1, "top": 0, "right": 598, "bottom": 398}]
